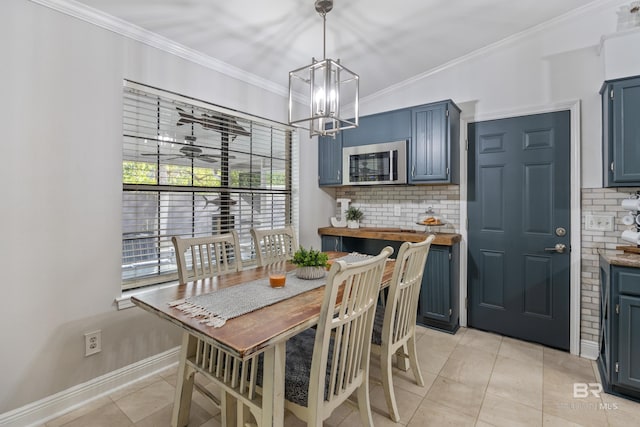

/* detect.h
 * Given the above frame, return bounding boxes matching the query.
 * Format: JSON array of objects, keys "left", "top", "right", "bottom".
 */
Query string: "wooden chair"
[
  {"left": 370, "top": 235, "right": 435, "bottom": 422},
  {"left": 250, "top": 226, "right": 298, "bottom": 266},
  {"left": 281, "top": 246, "right": 394, "bottom": 426},
  {"left": 171, "top": 232, "right": 244, "bottom": 427},
  {"left": 172, "top": 232, "right": 242, "bottom": 284}
]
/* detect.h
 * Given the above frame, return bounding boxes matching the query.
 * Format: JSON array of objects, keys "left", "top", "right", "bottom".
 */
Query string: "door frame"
[{"left": 459, "top": 100, "right": 581, "bottom": 355}]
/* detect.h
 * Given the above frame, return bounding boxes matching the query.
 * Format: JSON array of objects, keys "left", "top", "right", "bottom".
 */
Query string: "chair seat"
[
  {"left": 371, "top": 306, "right": 385, "bottom": 346},
  {"left": 257, "top": 328, "right": 333, "bottom": 407}
]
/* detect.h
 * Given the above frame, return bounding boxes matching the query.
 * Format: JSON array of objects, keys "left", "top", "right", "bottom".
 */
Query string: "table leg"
[
  {"left": 171, "top": 332, "right": 197, "bottom": 427},
  {"left": 260, "top": 341, "right": 285, "bottom": 427}
]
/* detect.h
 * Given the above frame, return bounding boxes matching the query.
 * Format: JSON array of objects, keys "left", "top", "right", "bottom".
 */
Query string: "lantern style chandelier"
[{"left": 288, "top": 0, "right": 359, "bottom": 138}]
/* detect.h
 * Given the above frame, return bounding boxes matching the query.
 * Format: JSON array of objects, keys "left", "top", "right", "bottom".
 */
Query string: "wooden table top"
[{"left": 132, "top": 252, "right": 395, "bottom": 359}]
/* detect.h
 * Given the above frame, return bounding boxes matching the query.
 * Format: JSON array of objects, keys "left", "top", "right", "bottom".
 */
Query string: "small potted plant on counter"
[
  {"left": 345, "top": 206, "right": 364, "bottom": 229},
  {"left": 291, "top": 246, "right": 329, "bottom": 279}
]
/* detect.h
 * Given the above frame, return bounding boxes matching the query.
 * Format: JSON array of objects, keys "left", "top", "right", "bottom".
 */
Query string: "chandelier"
[{"left": 288, "top": 0, "right": 359, "bottom": 138}]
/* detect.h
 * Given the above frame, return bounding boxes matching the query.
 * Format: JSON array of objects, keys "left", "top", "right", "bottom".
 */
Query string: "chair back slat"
[
  {"left": 172, "top": 232, "right": 241, "bottom": 284},
  {"left": 250, "top": 226, "right": 298, "bottom": 266},
  {"left": 310, "top": 247, "right": 393, "bottom": 410},
  {"left": 385, "top": 235, "right": 435, "bottom": 347}
]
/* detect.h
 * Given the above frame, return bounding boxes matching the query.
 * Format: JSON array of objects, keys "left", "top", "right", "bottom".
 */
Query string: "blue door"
[{"left": 467, "top": 111, "right": 571, "bottom": 350}]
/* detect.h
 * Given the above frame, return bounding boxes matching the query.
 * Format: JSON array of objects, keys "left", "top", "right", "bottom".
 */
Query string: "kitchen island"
[{"left": 318, "top": 226, "right": 462, "bottom": 333}]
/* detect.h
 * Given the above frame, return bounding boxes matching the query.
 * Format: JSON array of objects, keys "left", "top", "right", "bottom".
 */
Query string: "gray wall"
[{"left": 0, "top": 0, "right": 290, "bottom": 413}]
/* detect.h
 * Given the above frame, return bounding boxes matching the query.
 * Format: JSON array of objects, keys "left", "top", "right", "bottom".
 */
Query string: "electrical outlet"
[
  {"left": 84, "top": 330, "right": 102, "bottom": 356},
  {"left": 393, "top": 205, "right": 401, "bottom": 216},
  {"left": 585, "top": 214, "right": 615, "bottom": 231}
]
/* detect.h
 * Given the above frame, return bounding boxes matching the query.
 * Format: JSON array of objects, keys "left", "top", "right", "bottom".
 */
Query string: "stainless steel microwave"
[{"left": 343, "top": 140, "right": 407, "bottom": 185}]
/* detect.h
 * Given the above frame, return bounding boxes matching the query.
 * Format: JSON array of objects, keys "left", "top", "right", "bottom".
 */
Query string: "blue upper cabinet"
[
  {"left": 409, "top": 100, "right": 460, "bottom": 184},
  {"left": 602, "top": 75, "right": 640, "bottom": 187},
  {"left": 341, "top": 109, "right": 411, "bottom": 147},
  {"left": 317, "top": 99, "right": 460, "bottom": 186},
  {"left": 318, "top": 133, "right": 343, "bottom": 186}
]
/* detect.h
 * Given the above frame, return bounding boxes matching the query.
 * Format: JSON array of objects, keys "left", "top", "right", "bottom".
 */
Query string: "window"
[{"left": 122, "top": 81, "right": 293, "bottom": 290}]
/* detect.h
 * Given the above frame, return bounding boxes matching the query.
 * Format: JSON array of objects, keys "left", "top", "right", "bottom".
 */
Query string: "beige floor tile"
[
  {"left": 498, "top": 336, "right": 543, "bottom": 367},
  {"left": 425, "top": 376, "right": 485, "bottom": 418},
  {"left": 370, "top": 355, "right": 437, "bottom": 398},
  {"left": 417, "top": 327, "right": 464, "bottom": 353},
  {"left": 458, "top": 328, "right": 503, "bottom": 355},
  {"left": 439, "top": 344, "right": 497, "bottom": 388},
  {"left": 478, "top": 392, "right": 542, "bottom": 427},
  {"left": 605, "top": 405, "right": 640, "bottom": 427},
  {"left": 45, "top": 396, "right": 113, "bottom": 427},
  {"left": 114, "top": 379, "right": 176, "bottom": 423},
  {"left": 324, "top": 399, "right": 354, "bottom": 427},
  {"left": 543, "top": 382, "right": 608, "bottom": 427},
  {"left": 486, "top": 355, "right": 543, "bottom": 410},
  {"left": 109, "top": 373, "right": 165, "bottom": 401},
  {"left": 198, "top": 417, "right": 222, "bottom": 427},
  {"left": 368, "top": 383, "right": 423, "bottom": 424},
  {"left": 191, "top": 383, "right": 222, "bottom": 417},
  {"left": 543, "top": 347, "right": 595, "bottom": 384},
  {"left": 339, "top": 406, "right": 401, "bottom": 427},
  {"left": 543, "top": 413, "right": 588, "bottom": 426},
  {"left": 156, "top": 364, "right": 178, "bottom": 380},
  {"left": 407, "top": 399, "right": 476, "bottom": 427},
  {"left": 54, "top": 401, "right": 134, "bottom": 427},
  {"left": 134, "top": 400, "right": 213, "bottom": 427},
  {"left": 600, "top": 390, "right": 640, "bottom": 415}
]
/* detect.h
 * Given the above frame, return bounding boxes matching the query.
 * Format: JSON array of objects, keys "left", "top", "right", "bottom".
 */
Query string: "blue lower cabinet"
[
  {"left": 417, "top": 244, "right": 460, "bottom": 333},
  {"left": 321, "top": 235, "right": 460, "bottom": 333},
  {"left": 321, "top": 235, "right": 342, "bottom": 252},
  {"left": 598, "top": 258, "right": 640, "bottom": 402}
]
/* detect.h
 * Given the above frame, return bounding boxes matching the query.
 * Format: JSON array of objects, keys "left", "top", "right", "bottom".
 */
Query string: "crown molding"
[
  {"left": 28, "top": 0, "right": 290, "bottom": 98},
  {"left": 362, "top": 0, "right": 622, "bottom": 104}
]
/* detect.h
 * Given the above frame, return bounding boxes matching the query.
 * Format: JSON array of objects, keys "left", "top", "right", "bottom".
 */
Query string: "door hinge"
[
  {"left": 449, "top": 308, "right": 453, "bottom": 316},
  {"left": 616, "top": 304, "right": 620, "bottom": 314},
  {"left": 448, "top": 252, "right": 452, "bottom": 260},
  {"left": 615, "top": 362, "right": 619, "bottom": 373},
  {"left": 465, "top": 297, "right": 468, "bottom": 309},
  {"left": 446, "top": 167, "right": 450, "bottom": 175},
  {"left": 610, "top": 89, "right": 614, "bottom": 100},
  {"left": 465, "top": 139, "right": 469, "bottom": 151},
  {"left": 610, "top": 162, "right": 615, "bottom": 173},
  {"left": 446, "top": 109, "right": 449, "bottom": 117}
]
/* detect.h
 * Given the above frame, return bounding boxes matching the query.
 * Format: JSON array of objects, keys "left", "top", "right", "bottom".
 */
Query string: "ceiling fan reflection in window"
[{"left": 141, "top": 135, "right": 237, "bottom": 163}]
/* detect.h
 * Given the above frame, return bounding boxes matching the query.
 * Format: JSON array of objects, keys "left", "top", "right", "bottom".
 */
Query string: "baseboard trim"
[
  {"left": 580, "top": 339, "right": 599, "bottom": 360},
  {"left": 0, "top": 347, "right": 180, "bottom": 427}
]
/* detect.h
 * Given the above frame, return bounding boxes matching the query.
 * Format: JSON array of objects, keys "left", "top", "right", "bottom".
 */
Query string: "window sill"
[{"left": 115, "top": 281, "right": 179, "bottom": 310}]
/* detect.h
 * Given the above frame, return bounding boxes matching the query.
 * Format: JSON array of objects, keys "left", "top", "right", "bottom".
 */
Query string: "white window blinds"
[{"left": 122, "top": 81, "right": 293, "bottom": 290}]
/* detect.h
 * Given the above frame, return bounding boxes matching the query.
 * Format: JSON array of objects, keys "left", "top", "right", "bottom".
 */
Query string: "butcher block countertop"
[
  {"left": 318, "top": 226, "right": 462, "bottom": 246},
  {"left": 600, "top": 249, "right": 640, "bottom": 269}
]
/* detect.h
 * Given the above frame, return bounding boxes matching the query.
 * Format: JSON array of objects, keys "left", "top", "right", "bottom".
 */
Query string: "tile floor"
[{"left": 43, "top": 326, "right": 640, "bottom": 426}]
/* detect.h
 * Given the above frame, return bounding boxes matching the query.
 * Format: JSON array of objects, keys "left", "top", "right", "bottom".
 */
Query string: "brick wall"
[
  {"left": 334, "top": 185, "right": 460, "bottom": 233},
  {"left": 581, "top": 187, "right": 640, "bottom": 343}
]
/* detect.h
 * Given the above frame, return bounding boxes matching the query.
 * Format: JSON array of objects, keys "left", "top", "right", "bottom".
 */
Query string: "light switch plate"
[{"left": 585, "top": 214, "right": 615, "bottom": 231}]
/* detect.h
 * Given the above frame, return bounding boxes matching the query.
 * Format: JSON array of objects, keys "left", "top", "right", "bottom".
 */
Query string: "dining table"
[{"left": 131, "top": 251, "right": 396, "bottom": 427}]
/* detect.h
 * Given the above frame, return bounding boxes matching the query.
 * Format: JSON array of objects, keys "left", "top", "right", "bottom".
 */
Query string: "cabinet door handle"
[{"left": 412, "top": 164, "right": 415, "bottom": 177}]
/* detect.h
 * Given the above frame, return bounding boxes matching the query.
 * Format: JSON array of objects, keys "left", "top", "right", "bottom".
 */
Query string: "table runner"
[{"left": 168, "top": 253, "right": 371, "bottom": 327}]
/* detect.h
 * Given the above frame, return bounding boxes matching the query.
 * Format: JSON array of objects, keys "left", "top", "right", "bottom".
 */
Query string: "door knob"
[{"left": 544, "top": 243, "right": 566, "bottom": 253}]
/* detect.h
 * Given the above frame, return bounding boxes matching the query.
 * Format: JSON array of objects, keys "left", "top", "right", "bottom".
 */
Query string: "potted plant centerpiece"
[
  {"left": 291, "top": 246, "right": 329, "bottom": 279},
  {"left": 345, "top": 206, "right": 364, "bottom": 229}
]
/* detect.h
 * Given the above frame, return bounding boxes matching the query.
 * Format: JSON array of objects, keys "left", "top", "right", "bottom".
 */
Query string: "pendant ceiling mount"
[{"left": 287, "top": 0, "right": 359, "bottom": 138}]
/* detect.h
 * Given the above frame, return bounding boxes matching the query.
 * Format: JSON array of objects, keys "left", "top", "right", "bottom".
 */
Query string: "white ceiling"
[{"left": 74, "top": 0, "right": 600, "bottom": 98}]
